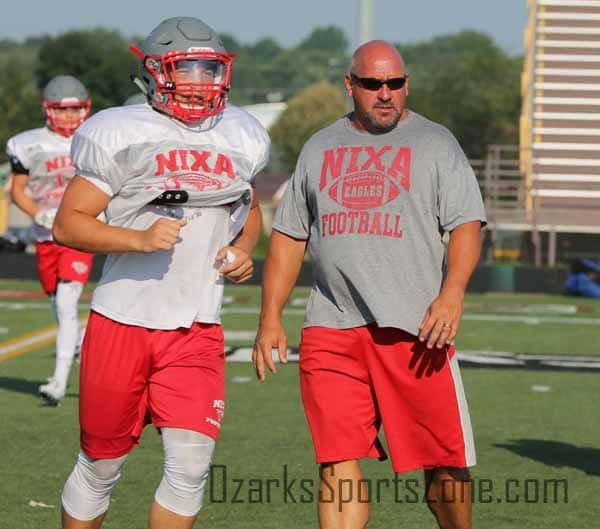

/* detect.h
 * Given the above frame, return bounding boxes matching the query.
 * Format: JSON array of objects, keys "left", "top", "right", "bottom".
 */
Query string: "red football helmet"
[
  {"left": 42, "top": 75, "right": 91, "bottom": 137},
  {"left": 130, "top": 17, "right": 235, "bottom": 123}
]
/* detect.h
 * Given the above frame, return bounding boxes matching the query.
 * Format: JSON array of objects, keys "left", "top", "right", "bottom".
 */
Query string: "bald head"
[
  {"left": 350, "top": 40, "right": 406, "bottom": 77},
  {"left": 344, "top": 40, "right": 410, "bottom": 134}
]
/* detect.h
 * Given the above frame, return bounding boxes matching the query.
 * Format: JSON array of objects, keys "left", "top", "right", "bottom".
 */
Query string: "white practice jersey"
[
  {"left": 6, "top": 128, "right": 74, "bottom": 241},
  {"left": 72, "top": 103, "right": 270, "bottom": 329}
]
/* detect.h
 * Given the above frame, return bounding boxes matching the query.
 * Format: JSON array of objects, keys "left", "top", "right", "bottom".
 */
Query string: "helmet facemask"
[
  {"left": 140, "top": 49, "right": 234, "bottom": 123},
  {"left": 43, "top": 98, "right": 91, "bottom": 137}
]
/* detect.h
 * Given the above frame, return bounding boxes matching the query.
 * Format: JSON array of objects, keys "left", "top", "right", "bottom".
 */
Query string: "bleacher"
[{"left": 482, "top": 0, "right": 600, "bottom": 265}]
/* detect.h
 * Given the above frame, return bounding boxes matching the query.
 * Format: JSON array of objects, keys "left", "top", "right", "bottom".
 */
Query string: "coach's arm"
[
  {"left": 253, "top": 229, "right": 307, "bottom": 381},
  {"left": 418, "top": 220, "right": 483, "bottom": 349}
]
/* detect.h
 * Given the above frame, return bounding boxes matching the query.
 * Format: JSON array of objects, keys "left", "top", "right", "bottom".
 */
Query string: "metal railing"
[
  {"left": 470, "top": 144, "right": 600, "bottom": 265},
  {"left": 471, "top": 145, "right": 528, "bottom": 225}
]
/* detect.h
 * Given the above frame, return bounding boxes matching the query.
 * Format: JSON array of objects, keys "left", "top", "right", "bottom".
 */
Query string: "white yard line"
[
  {"left": 2, "top": 301, "right": 598, "bottom": 325},
  {"left": 0, "top": 302, "right": 91, "bottom": 310},
  {"left": 461, "top": 314, "right": 600, "bottom": 325},
  {"left": 0, "top": 319, "right": 87, "bottom": 361},
  {"left": 3, "top": 327, "right": 598, "bottom": 369},
  {"left": 223, "top": 331, "right": 257, "bottom": 341},
  {"left": 0, "top": 327, "right": 59, "bottom": 359},
  {"left": 224, "top": 347, "right": 600, "bottom": 367}
]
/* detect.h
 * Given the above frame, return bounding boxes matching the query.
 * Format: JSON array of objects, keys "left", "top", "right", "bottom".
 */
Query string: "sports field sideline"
[{"left": 0, "top": 279, "right": 599, "bottom": 528}]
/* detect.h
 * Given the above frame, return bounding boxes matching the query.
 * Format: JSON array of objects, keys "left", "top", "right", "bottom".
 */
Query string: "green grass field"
[{"left": 1, "top": 280, "right": 599, "bottom": 528}]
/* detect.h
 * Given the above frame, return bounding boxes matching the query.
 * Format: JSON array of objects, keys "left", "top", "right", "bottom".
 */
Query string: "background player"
[{"left": 7, "top": 75, "right": 93, "bottom": 405}]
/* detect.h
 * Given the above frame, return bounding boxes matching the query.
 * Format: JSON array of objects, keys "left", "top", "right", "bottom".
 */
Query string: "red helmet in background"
[{"left": 42, "top": 75, "right": 91, "bottom": 137}]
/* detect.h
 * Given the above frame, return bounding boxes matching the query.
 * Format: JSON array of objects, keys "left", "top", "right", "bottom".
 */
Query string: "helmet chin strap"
[{"left": 131, "top": 76, "right": 149, "bottom": 96}]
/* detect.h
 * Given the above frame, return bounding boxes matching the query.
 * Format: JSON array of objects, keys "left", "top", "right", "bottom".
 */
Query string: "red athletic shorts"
[
  {"left": 35, "top": 241, "right": 93, "bottom": 294},
  {"left": 299, "top": 325, "right": 476, "bottom": 473},
  {"left": 79, "top": 311, "right": 226, "bottom": 459}
]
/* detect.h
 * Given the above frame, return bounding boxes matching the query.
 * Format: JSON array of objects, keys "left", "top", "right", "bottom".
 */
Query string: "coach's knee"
[
  {"left": 425, "top": 467, "right": 471, "bottom": 514},
  {"left": 61, "top": 450, "right": 128, "bottom": 521},
  {"left": 155, "top": 428, "right": 215, "bottom": 517}
]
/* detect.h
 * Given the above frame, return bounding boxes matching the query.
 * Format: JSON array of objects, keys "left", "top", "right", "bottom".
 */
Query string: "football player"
[
  {"left": 54, "top": 17, "right": 269, "bottom": 529},
  {"left": 7, "top": 75, "right": 93, "bottom": 405}
]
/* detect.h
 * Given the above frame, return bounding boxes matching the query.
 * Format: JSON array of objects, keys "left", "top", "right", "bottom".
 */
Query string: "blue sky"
[{"left": 1, "top": 0, "right": 528, "bottom": 55}]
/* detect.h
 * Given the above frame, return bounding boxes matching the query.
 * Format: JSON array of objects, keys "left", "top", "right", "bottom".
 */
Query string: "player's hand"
[
  {"left": 34, "top": 208, "right": 58, "bottom": 230},
  {"left": 215, "top": 245, "right": 253, "bottom": 283},
  {"left": 252, "top": 317, "right": 288, "bottom": 381},
  {"left": 137, "top": 217, "right": 187, "bottom": 252},
  {"left": 418, "top": 285, "right": 465, "bottom": 349}
]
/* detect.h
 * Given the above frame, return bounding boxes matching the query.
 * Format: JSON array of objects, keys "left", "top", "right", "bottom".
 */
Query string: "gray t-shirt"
[{"left": 273, "top": 111, "right": 486, "bottom": 335}]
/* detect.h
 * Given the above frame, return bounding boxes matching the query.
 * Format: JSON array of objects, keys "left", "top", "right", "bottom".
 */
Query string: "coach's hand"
[
  {"left": 253, "top": 318, "right": 288, "bottom": 381},
  {"left": 137, "top": 218, "right": 187, "bottom": 252},
  {"left": 215, "top": 246, "right": 253, "bottom": 283},
  {"left": 418, "top": 285, "right": 464, "bottom": 349}
]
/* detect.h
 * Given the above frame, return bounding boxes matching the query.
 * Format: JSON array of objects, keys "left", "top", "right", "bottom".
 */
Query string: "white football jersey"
[
  {"left": 6, "top": 128, "right": 74, "bottom": 241},
  {"left": 72, "top": 103, "right": 270, "bottom": 329}
]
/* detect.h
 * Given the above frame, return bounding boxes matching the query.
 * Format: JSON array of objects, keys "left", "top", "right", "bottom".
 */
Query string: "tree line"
[{"left": 0, "top": 26, "right": 521, "bottom": 167}]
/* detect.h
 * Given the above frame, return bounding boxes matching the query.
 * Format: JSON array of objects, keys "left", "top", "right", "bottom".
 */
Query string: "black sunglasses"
[{"left": 351, "top": 74, "right": 407, "bottom": 91}]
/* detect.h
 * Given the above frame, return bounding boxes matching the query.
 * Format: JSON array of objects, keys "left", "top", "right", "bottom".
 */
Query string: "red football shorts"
[
  {"left": 299, "top": 325, "right": 476, "bottom": 473},
  {"left": 79, "top": 311, "right": 226, "bottom": 459},
  {"left": 35, "top": 241, "right": 93, "bottom": 294}
]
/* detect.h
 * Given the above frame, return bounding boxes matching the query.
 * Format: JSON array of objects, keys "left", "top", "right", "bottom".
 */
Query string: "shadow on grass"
[
  {"left": 495, "top": 439, "right": 600, "bottom": 476},
  {"left": 0, "top": 377, "right": 43, "bottom": 396},
  {"left": 0, "top": 377, "right": 77, "bottom": 398}
]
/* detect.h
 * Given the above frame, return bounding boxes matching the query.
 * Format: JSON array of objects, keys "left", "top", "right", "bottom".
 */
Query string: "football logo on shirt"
[
  {"left": 329, "top": 171, "right": 399, "bottom": 210},
  {"left": 320, "top": 146, "right": 410, "bottom": 211},
  {"left": 318, "top": 145, "right": 411, "bottom": 239},
  {"left": 151, "top": 174, "right": 224, "bottom": 192}
]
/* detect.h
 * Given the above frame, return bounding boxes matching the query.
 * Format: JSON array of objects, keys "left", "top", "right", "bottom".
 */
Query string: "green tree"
[
  {"left": 0, "top": 26, "right": 522, "bottom": 167},
  {"left": 226, "top": 27, "right": 349, "bottom": 106},
  {"left": 270, "top": 81, "right": 348, "bottom": 172},
  {"left": 251, "top": 38, "right": 282, "bottom": 61},
  {"left": 36, "top": 29, "right": 140, "bottom": 111},
  {"left": 299, "top": 26, "right": 348, "bottom": 55},
  {"left": 219, "top": 33, "right": 242, "bottom": 55},
  {"left": 0, "top": 54, "right": 43, "bottom": 162},
  {"left": 399, "top": 31, "right": 521, "bottom": 158}
]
